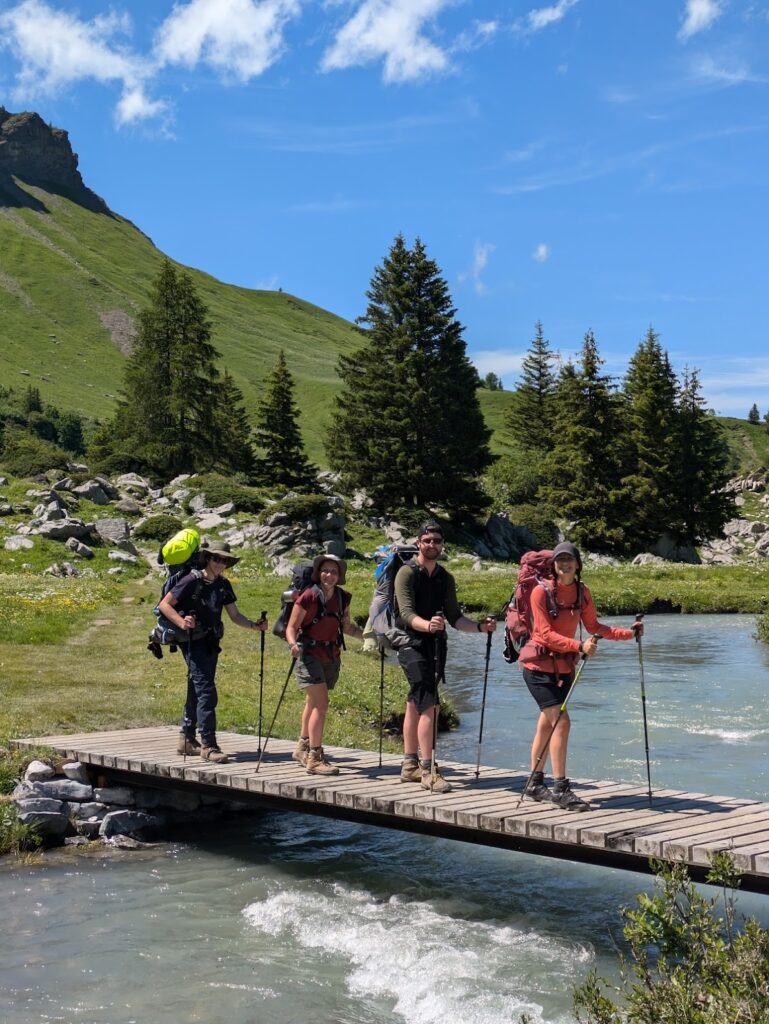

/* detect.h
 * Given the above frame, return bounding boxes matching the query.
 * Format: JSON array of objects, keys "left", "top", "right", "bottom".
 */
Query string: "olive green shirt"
[{"left": 394, "top": 560, "right": 462, "bottom": 629}]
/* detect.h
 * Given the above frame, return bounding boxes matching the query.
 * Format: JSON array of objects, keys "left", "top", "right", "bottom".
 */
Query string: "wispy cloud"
[
  {"left": 321, "top": 0, "right": 453, "bottom": 83},
  {"left": 154, "top": 0, "right": 300, "bottom": 81},
  {"left": 679, "top": 0, "right": 724, "bottom": 41},
  {"left": 504, "top": 139, "right": 548, "bottom": 162},
  {"left": 518, "top": 0, "right": 579, "bottom": 34},
  {"left": 255, "top": 274, "right": 280, "bottom": 289},
  {"left": 472, "top": 350, "right": 525, "bottom": 380},
  {"left": 0, "top": 0, "right": 163, "bottom": 125},
  {"left": 532, "top": 243, "right": 551, "bottom": 262},
  {"left": 458, "top": 241, "right": 496, "bottom": 295},
  {"left": 689, "top": 54, "right": 769, "bottom": 86},
  {"left": 227, "top": 111, "right": 455, "bottom": 153}
]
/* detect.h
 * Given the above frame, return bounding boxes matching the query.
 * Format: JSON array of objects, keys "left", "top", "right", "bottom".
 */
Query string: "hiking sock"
[
  {"left": 419, "top": 758, "right": 432, "bottom": 771},
  {"left": 553, "top": 777, "right": 567, "bottom": 791},
  {"left": 300, "top": 736, "right": 309, "bottom": 743},
  {"left": 403, "top": 752, "right": 418, "bottom": 762},
  {"left": 531, "top": 770, "right": 545, "bottom": 784}
]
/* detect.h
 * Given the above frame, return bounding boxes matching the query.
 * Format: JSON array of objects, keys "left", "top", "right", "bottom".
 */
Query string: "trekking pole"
[
  {"left": 474, "top": 627, "right": 494, "bottom": 780},
  {"left": 257, "top": 609, "right": 267, "bottom": 755},
  {"left": 634, "top": 613, "right": 653, "bottom": 807},
  {"left": 517, "top": 638, "right": 598, "bottom": 808},
  {"left": 430, "top": 612, "right": 446, "bottom": 789},
  {"left": 378, "top": 645, "right": 385, "bottom": 768},
  {"left": 255, "top": 659, "right": 296, "bottom": 772}
]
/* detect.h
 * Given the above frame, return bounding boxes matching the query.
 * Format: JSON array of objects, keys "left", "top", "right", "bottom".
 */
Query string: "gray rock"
[
  {"left": 213, "top": 502, "right": 236, "bottom": 516},
  {"left": 749, "top": 521, "right": 769, "bottom": 536},
  {"left": 77, "top": 802, "right": 109, "bottom": 819},
  {"left": 152, "top": 496, "right": 172, "bottom": 508},
  {"left": 755, "top": 533, "right": 769, "bottom": 557},
  {"left": 37, "top": 518, "right": 93, "bottom": 541},
  {"left": 189, "top": 493, "right": 208, "bottom": 513},
  {"left": 73, "top": 480, "right": 110, "bottom": 504},
  {"left": 323, "top": 539, "right": 346, "bottom": 557},
  {"left": 170, "top": 488, "right": 191, "bottom": 503},
  {"left": 115, "top": 497, "right": 142, "bottom": 515},
  {"left": 44, "top": 561, "right": 81, "bottom": 578},
  {"left": 99, "top": 809, "right": 161, "bottom": 839},
  {"left": 0, "top": 502, "right": 15, "bottom": 516},
  {"left": 107, "top": 567, "right": 124, "bottom": 575},
  {"left": 18, "top": 809, "right": 69, "bottom": 837},
  {"left": 65, "top": 835, "right": 92, "bottom": 846},
  {"left": 4, "top": 535, "right": 34, "bottom": 551},
  {"left": 632, "top": 553, "right": 665, "bottom": 566},
  {"left": 16, "top": 797, "right": 65, "bottom": 814},
  {"left": 94, "top": 786, "right": 136, "bottom": 806},
  {"left": 115, "top": 539, "right": 138, "bottom": 554},
  {"left": 116, "top": 473, "right": 151, "bottom": 491},
  {"left": 0, "top": 476, "right": 7, "bottom": 485},
  {"left": 75, "top": 819, "right": 102, "bottom": 838},
  {"left": 34, "top": 779, "right": 93, "bottom": 801},
  {"left": 651, "top": 532, "right": 701, "bottom": 564},
  {"left": 24, "top": 759, "right": 55, "bottom": 782},
  {"left": 94, "top": 517, "right": 130, "bottom": 545},
  {"left": 168, "top": 474, "right": 192, "bottom": 488},
  {"left": 52, "top": 477, "right": 75, "bottom": 492},
  {"left": 221, "top": 528, "right": 246, "bottom": 547},
  {"left": 108, "top": 550, "right": 138, "bottom": 564},
  {"left": 196, "top": 513, "right": 227, "bottom": 530},
  {"left": 65, "top": 537, "right": 95, "bottom": 559},
  {"left": 272, "top": 555, "right": 295, "bottom": 575},
  {"left": 62, "top": 761, "right": 90, "bottom": 784}
]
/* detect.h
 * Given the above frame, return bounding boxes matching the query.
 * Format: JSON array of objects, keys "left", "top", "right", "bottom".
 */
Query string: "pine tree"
[
  {"left": 621, "top": 327, "right": 680, "bottom": 548},
  {"left": 253, "top": 350, "right": 317, "bottom": 489},
  {"left": 673, "top": 367, "right": 735, "bottom": 544},
  {"left": 327, "top": 235, "right": 492, "bottom": 513},
  {"left": 22, "top": 386, "right": 42, "bottom": 415},
  {"left": 541, "top": 331, "right": 627, "bottom": 551},
  {"left": 212, "top": 370, "right": 255, "bottom": 476},
  {"left": 101, "top": 260, "right": 223, "bottom": 476},
  {"left": 748, "top": 403, "right": 761, "bottom": 424},
  {"left": 506, "top": 321, "right": 557, "bottom": 452}
]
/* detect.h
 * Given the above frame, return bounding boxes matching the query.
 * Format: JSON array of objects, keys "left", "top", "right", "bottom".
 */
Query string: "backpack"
[
  {"left": 502, "top": 549, "right": 585, "bottom": 664},
  {"left": 158, "top": 527, "right": 201, "bottom": 568},
  {"left": 367, "top": 543, "right": 421, "bottom": 651},
  {"left": 146, "top": 529, "right": 206, "bottom": 659},
  {"left": 272, "top": 559, "right": 350, "bottom": 650}
]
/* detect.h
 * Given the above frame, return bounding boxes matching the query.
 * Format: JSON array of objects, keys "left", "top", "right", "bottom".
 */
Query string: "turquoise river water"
[{"left": 2, "top": 614, "right": 769, "bottom": 1024}]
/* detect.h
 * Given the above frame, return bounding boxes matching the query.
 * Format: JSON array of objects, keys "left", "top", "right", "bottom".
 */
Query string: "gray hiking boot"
[
  {"left": 292, "top": 737, "right": 310, "bottom": 765},
  {"left": 400, "top": 757, "right": 421, "bottom": 783},
  {"left": 201, "top": 746, "right": 229, "bottom": 765},
  {"left": 176, "top": 734, "right": 201, "bottom": 756},
  {"left": 549, "top": 778, "right": 591, "bottom": 812},
  {"left": 306, "top": 748, "right": 339, "bottom": 775},
  {"left": 420, "top": 766, "right": 452, "bottom": 794},
  {"left": 524, "top": 771, "right": 550, "bottom": 802}
]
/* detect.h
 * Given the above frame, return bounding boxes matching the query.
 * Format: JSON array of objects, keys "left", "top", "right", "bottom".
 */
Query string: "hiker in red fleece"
[{"left": 520, "top": 541, "right": 643, "bottom": 811}]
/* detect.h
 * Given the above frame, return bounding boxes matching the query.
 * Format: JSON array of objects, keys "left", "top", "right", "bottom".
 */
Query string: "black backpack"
[{"left": 147, "top": 563, "right": 209, "bottom": 658}]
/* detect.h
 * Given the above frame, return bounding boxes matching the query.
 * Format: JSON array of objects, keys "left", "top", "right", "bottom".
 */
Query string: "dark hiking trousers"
[{"left": 180, "top": 639, "right": 220, "bottom": 747}]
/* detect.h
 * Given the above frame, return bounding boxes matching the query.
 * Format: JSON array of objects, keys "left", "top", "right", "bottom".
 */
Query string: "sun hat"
[
  {"left": 551, "top": 541, "right": 582, "bottom": 572},
  {"left": 311, "top": 553, "right": 347, "bottom": 584},
  {"left": 200, "top": 539, "right": 240, "bottom": 566}
]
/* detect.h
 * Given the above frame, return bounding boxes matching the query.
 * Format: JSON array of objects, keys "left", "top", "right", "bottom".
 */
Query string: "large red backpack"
[{"left": 502, "top": 550, "right": 584, "bottom": 663}]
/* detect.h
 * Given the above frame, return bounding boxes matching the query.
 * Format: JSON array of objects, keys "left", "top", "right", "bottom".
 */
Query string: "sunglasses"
[
  {"left": 420, "top": 536, "right": 444, "bottom": 545},
  {"left": 209, "top": 554, "right": 229, "bottom": 564}
]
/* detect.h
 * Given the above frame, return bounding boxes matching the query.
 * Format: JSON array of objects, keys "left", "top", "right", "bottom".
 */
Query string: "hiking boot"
[
  {"left": 176, "top": 734, "right": 201, "bottom": 756},
  {"left": 400, "top": 758, "right": 422, "bottom": 783},
  {"left": 524, "top": 771, "right": 550, "bottom": 803},
  {"left": 306, "top": 748, "right": 339, "bottom": 775},
  {"left": 549, "top": 779, "right": 591, "bottom": 812},
  {"left": 292, "top": 737, "right": 310, "bottom": 766},
  {"left": 420, "top": 767, "right": 452, "bottom": 794},
  {"left": 201, "top": 746, "right": 229, "bottom": 765}
]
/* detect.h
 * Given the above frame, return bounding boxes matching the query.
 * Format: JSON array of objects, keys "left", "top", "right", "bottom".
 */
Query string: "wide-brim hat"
[
  {"left": 201, "top": 539, "right": 240, "bottom": 566},
  {"left": 551, "top": 541, "right": 582, "bottom": 571},
  {"left": 311, "top": 553, "right": 347, "bottom": 584}
]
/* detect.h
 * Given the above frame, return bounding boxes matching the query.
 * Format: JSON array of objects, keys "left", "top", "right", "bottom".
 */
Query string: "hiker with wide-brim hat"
[
  {"left": 157, "top": 539, "right": 268, "bottom": 764},
  {"left": 519, "top": 541, "right": 642, "bottom": 810},
  {"left": 285, "top": 553, "right": 363, "bottom": 775}
]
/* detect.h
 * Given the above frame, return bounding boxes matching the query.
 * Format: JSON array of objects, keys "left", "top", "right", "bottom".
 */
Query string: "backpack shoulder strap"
[{"left": 535, "top": 577, "right": 559, "bottom": 619}]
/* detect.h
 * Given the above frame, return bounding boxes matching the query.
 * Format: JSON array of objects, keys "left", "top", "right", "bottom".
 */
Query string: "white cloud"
[
  {"left": 155, "top": 0, "right": 300, "bottom": 80},
  {"left": 472, "top": 350, "right": 525, "bottom": 379},
  {"left": 690, "top": 54, "right": 769, "bottom": 86},
  {"left": 458, "top": 241, "right": 495, "bottom": 295},
  {"left": 679, "top": 0, "right": 724, "bottom": 40},
  {"left": 255, "top": 274, "right": 281, "bottom": 289},
  {"left": 0, "top": 0, "right": 161, "bottom": 125},
  {"left": 321, "top": 0, "right": 453, "bottom": 83},
  {"left": 525, "top": 0, "right": 579, "bottom": 32},
  {"left": 532, "top": 242, "right": 550, "bottom": 262}
]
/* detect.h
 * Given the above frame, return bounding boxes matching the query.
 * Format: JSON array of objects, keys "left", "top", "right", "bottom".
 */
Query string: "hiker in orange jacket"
[{"left": 520, "top": 541, "right": 642, "bottom": 810}]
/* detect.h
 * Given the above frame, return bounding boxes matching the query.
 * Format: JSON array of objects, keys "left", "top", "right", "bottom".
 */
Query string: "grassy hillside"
[
  {"left": 716, "top": 417, "right": 769, "bottom": 475},
  {"left": 0, "top": 180, "right": 364, "bottom": 463}
]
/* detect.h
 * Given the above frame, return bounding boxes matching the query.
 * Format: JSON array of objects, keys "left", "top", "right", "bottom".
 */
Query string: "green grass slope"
[
  {"left": 716, "top": 417, "right": 769, "bottom": 475},
  {"left": 0, "top": 180, "right": 364, "bottom": 463}
]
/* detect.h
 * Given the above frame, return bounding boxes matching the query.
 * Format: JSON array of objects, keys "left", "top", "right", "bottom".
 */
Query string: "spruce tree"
[
  {"left": 506, "top": 321, "right": 557, "bottom": 452},
  {"left": 748, "top": 403, "right": 761, "bottom": 424},
  {"left": 622, "top": 327, "right": 680, "bottom": 548},
  {"left": 541, "top": 331, "right": 627, "bottom": 551},
  {"left": 327, "top": 235, "right": 492, "bottom": 513},
  {"left": 253, "top": 350, "right": 316, "bottom": 489},
  {"left": 673, "top": 367, "right": 735, "bottom": 543},
  {"left": 212, "top": 370, "right": 255, "bottom": 476}
]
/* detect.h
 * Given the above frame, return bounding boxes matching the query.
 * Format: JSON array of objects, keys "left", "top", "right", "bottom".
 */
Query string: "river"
[{"left": 3, "top": 615, "right": 769, "bottom": 1024}]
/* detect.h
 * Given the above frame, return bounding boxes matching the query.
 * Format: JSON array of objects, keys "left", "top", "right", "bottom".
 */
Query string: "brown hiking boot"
[
  {"left": 201, "top": 746, "right": 229, "bottom": 764},
  {"left": 292, "top": 737, "right": 310, "bottom": 765},
  {"left": 400, "top": 758, "right": 421, "bottom": 783},
  {"left": 420, "top": 766, "right": 451, "bottom": 794},
  {"left": 176, "top": 735, "right": 201, "bottom": 756},
  {"left": 306, "top": 748, "right": 339, "bottom": 775}
]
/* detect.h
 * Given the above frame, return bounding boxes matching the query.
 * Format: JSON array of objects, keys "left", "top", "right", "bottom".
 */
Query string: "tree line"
[{"left": 2, "top": 242, "right": 736, "bottom": 555}]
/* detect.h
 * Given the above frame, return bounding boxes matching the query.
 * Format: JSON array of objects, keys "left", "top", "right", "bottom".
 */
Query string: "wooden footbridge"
[{"left": 14, "top": 727, "right": 769, "bottom": 894}]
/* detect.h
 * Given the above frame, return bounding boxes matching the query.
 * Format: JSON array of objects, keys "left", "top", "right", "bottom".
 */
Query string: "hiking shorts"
[
  {"left": 522, "top": 668, "right": 574, "bottom": 710},
  {"left": 397, "top": 643, "right": 442, "bottom": 713},
  {"left": 296, "top": 654, "right": 341, "bottom": 690}
]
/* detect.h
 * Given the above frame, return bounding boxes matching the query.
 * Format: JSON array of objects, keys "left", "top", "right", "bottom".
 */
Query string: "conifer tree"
[
  {"left": 506, "top": 321, "right": 557, "bottom": 452},
  {"left": 672, "top": 367, "right": 735, "bottom": 543},
  {"left": 327, "top": 235, "right": 492, "bottom": 513},
  {"left": 748, "top": 403, "right": 761, "bottom": 424},
  {"left": 254, "top": 350, "right": 316, "bottom": 489},
  {"left": 621, "top": 327, "right": 680, "bottom": 548},
  {"left": 541, "top": 331, "right": 627, "bottom": 551},
  {"left": 212, "top": 370, "right": 255, "bottom": 476}
]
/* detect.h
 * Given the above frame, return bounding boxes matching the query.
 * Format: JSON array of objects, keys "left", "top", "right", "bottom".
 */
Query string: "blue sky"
[{"left": 1, "top": 0, "right": 767, "bottom": 416}]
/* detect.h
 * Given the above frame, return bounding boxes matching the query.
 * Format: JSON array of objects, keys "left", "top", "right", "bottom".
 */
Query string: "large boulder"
[
  {"left": 36, "top": 518, "right": 94, "bottom": 542},
  {"left": 94, "top": 517, "right": 130, "bottom": 545},
  {"left": 4, "top": 535, "right": 34, "bottom": 551},
  {"left": 73, "top": 480, "right": 111, "bottom": 504},
  {"left": 651, "top": 532, "right": 701, "bottom": 564},
  {"left": 99, "top": 809, "right": 162, "bottom": 839}
]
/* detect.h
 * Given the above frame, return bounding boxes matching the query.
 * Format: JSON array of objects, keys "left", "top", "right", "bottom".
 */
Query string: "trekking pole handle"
[{"left": 633, "top": 613, "right": 644, "bottom": 643}]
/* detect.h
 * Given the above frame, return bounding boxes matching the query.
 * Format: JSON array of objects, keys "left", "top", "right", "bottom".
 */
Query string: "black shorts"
[
  {"left": 397, "top": 638, "right": 444, "bottom": 714},
  {"left": 522, "top": 667, "right": 574, "bottom": 710}
]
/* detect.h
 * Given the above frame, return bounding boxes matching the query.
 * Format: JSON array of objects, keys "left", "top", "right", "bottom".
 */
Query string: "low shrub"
[
  {"left": 507, "top": 502, "right": 558, "bottom": 549},
  {"left": 259, "top": 493, "right": 335, "bottom": 523},
  {"left": 0, "top": 799, "right": 42, "bottom": 856},
  {"left": 185, "top": 473, "right": 264, "bottom": 513},
  {"left": 0, "top": 430, "right": 70, "bottom": 477},
  {"left": 133, "top": 513, "right": 183, "bottom": 541}
]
